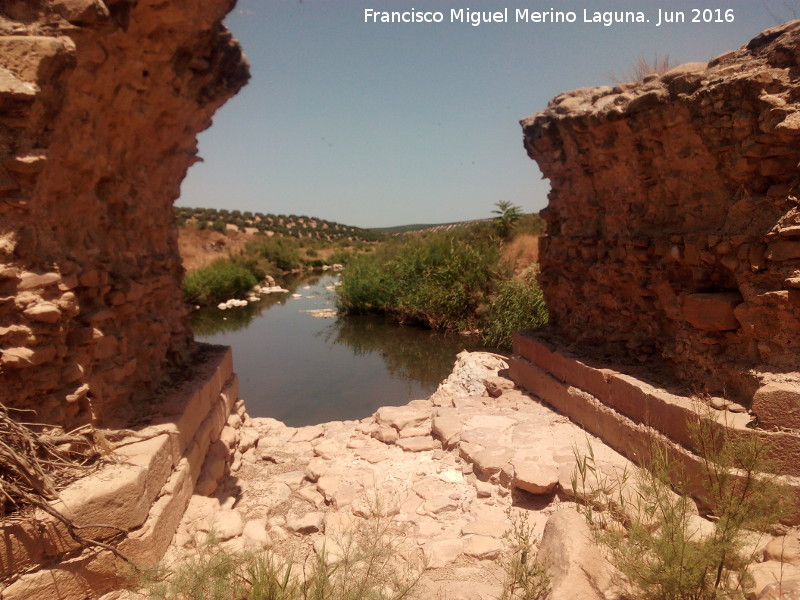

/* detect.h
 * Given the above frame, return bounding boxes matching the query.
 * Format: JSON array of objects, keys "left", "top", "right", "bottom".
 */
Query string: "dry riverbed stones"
[{"left": 111, "top": 352, "right": 800, "bottom": 600}]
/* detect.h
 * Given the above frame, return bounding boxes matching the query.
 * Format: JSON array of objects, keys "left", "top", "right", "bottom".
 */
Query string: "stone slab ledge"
[
  {"left": 509, "top": 332, "right": 800, "bottom": 523},
  {"left": 512, "top": 330, "right": 800, "bottom": 477},
  {"left": 0, "top": 343, "right": 237, "bottom": 600}
]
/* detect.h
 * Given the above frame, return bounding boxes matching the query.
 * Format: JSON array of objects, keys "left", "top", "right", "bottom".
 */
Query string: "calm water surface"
[{"left": 191, "top": 273, "right": 490, "bottom": 426}]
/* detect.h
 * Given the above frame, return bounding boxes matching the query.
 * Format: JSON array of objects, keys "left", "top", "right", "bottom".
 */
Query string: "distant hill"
[
  {"left": 372, "top": 219, "right": 492, "bottom": 236},
  {"left": 175, "top": 206, "right": 383, "bottom": 243}
]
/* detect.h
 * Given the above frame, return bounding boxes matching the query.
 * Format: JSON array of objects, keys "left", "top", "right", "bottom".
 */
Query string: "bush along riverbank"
[
  {"left": 335, "top": 220, "right": 548, "bottom": 349},
  {"left": 182, "top": 234, "right": 363, "bottom": 306}
]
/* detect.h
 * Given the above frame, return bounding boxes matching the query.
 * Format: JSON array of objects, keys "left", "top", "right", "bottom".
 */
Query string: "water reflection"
[
  {"left": 321, "top": 316, "right": 487, "bottom": 390},
  {"left": 190, "top": 273, "right": 320, "bottom": 336},
  {"left": 190, "top": 273, "right": 499, "bottom": 425}
]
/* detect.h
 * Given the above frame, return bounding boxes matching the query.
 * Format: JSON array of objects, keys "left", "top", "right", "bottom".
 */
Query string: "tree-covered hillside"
[{"left": 175, "top": 206, "right": 383, "bottom": 243}]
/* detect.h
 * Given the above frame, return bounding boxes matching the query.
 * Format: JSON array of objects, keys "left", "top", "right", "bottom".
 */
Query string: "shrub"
[
  {"left": 572, "top": 409, "right": 793, "bottom": 600},
  {"left": 183, "top": 259, "right": 258, "bottom": 305},
  {"left": 336, "top": 227, "right": 499, "bottom": 331},
  {"left": 500, "top": 509, "right": 550, "bottom": 600},
  {"left": 335, "top": 252, "right": 393, "bottom": 312},
  {"left": 481, "top": 269, "right": 548, "bottom": 349},
  {"left": 327, "top": 250, "right": 355, "bottom": 266},
  {"left": 609, "top": 53, "right": 674, "bottom": 84},
  {"left": 515, "top": 213, "right": 547, "bottom": 236}
]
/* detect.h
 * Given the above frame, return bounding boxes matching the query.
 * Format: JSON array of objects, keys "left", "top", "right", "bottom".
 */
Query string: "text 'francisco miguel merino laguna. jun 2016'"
[{"left": 363, "top": 7, "right": 737, "bottom": 27}]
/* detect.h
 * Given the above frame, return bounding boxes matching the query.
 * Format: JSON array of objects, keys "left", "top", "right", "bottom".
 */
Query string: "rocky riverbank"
[{"left": 104, "top": 352, "right": 800, "bottom": 600}]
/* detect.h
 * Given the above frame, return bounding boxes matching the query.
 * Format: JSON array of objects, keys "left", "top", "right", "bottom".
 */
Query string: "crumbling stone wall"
[
  {"left": 0, "top": 0, "right": 248, "bottom": 427},
  {"left": 522, "top": 22, "right": 800, "bottom": 406}
]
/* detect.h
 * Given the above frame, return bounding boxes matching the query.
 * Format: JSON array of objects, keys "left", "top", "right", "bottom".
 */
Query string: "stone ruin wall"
[
  {"left": 0, "top": 0, "right": 248, "bottom": 428},
  {"left": 522, "top": 22, "right": 800, "bottom": 414}
]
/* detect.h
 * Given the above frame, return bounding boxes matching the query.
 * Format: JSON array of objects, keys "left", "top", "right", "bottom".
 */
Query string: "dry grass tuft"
[
  {"left": 609, "top": 53, "right": 674, "bottom": 84},
  {"left": 501, "top": 234, "right": 540, "bottom": 276}
]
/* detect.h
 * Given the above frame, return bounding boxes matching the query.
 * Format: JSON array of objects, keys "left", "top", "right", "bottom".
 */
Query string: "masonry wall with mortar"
[
  {"left": 0, "top": 0, "right": 248, "bottom": 428},
  {"left": 521, "top": 22, "right": 800, "bottom": 412}
]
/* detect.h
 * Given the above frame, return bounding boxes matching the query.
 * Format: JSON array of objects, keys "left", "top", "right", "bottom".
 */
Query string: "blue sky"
[{"left": 177, "top": 1, "right": 786, "bottom": 228}]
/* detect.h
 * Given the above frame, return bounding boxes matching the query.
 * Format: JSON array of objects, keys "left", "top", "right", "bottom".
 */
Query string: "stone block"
[
  {"left": 286, "top": 512, "right": 324, "bottom": 534},
  {"left": 374, "top": 405, "right": 430, "bottom": 431},
  {"left": 767, "top": 240, "right": 800, "bottom": 261},
  {"left": 22, "top": 302, "right": 61, "bottom": 323},
  {"left": 482, "top": 375, "right": 515, "bottom": 397},
  {"left": 513, "top": 333, "right": 568, "bottom": 383},
  {"left": 763, "top": 535, "right": 800, "bottom": 566},
  {"left": 55, "top": 462, "right": 150, "bottom": 531},
  {"left": 2, "top": 550, "right": 119, "bottom": 600},
  {"left": 537, "top": 510, "right": 613, "bottom": 600},
  {"left": 747, "top": 561, "right": 800, "bottom": 599},
  {"left": 114, "top": 433, "right": 175, "bottom": 507},
  {"left": 422, "top": 538, "right": 462, "bottom": 569},
  {"left": 120, "top": 459, "right": 195, "bottom": 566},
  {"left": 52, "top": 0, "right": 110, "bottom": 25},
  {"left": 462, "top": 535, "right": 503, "bottom": 559},
  {"left": 207, "top": 510, "right": 243, "bottom": 541},
  {"left": 396, "top": 436, "right": 436, "bottom": 452},
  {"left": 0, "top": 520, "right": 46, "bottom": 580},
  {"left": 0, "top": 67, "right": 37, "bottom": 99},
  {"left": 17, "top": 271, "right": 60, "bottom": 290},
  {"left": 431, "top": 414, "right": 463, "bottom": 447},
  {"left": 372, "top": 426, "right": 398, "bottom": 444},
  {"left": 753, "top": 381, "right": 800, "bottom": 431},
  {"left": 242, "top": 519, "right": 271, "bottom": 550},
  {"left": 511, "top": 460, "right": 559, "bottom": 495},
  {"left": 0, "top": 35, "right": 75, "bottom": 83},
  {"left": 681, "top": 292, "right": 742, "bottom": 331},
  {"left": 1, "top": 345, "right": 56, "bottom": 368},
  {"left": 471, "top": 446, "right": 516, "bottom": 480}
]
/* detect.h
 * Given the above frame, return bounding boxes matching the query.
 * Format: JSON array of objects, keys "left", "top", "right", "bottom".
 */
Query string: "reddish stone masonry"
[
  {"left": 521, "top": 21, "right": 800, "bottom": 414},
  {"left": 0, "top": 0, "right": 249, "bottom": 428}
]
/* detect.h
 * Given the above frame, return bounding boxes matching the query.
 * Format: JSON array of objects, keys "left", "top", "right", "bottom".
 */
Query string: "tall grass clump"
[
  {"left": 482, "top": 269, "right": 548, "bottom": 349},
  {"left": 183, "top": 259, "right": 258, "bottom": 305},
  {"left": 571, "top": 408, "right": 793, "bottom": 600}
]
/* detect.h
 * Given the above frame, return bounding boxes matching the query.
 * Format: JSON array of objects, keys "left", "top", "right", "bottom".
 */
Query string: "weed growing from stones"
[
  {"left": 304, "top": 495, "right": 424, "bottom": 600},
  {"left": 135, "top": 496, "right": 423, "bottom": 600},
  {"left": 571, "top": 409, "right": 793, "bottom": 600},
  {"left": 499, "top": 508, "right": 550, "bottom": 600}
]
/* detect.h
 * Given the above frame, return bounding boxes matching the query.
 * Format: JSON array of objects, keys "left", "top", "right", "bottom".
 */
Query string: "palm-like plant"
[{"left": 492, "top": 201, "right": 523, "bottom": 239}]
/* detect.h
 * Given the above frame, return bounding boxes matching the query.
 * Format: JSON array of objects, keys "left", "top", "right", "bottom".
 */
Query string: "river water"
[{"left": 191, "top": 273, "right": 491, "bottom": 426}]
